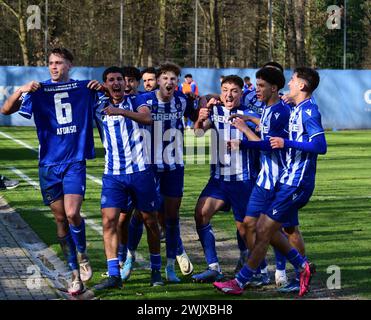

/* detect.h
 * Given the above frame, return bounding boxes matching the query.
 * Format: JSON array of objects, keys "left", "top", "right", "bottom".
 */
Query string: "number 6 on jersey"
[{"left": 55, "top": 92, "right": 72, "bottom": 124}]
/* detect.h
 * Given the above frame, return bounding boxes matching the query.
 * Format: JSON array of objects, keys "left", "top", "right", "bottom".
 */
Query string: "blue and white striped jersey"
[
  {"left": 242, "top": 90, "right": 264, "bottom": 115},
  {"left": 94, "top": 96, "right": 150, "bottom": 175},
  {"left": 255, "top": 100, "right": 290, "bottom": 190},
  {"left": 209, "top": 104, "right": 258, "bottom": 182},
  {"left": 279, "top": 98, "right": 325, "bottom": 187},
  {"left": 136, "top": 90, "right": 195, "bottom": 171}
]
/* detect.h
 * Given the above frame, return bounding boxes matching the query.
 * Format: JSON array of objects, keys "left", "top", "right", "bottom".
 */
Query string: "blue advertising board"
[{"left": 1, "top": 66, "right": 370, "bottom": 129}]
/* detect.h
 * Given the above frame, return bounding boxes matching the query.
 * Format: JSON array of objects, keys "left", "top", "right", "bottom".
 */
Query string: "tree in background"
[{"left": 0, "top": 0, "right": 369, "bottom": 69}]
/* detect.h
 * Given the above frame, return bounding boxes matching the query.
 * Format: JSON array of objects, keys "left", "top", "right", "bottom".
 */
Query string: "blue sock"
[
  {"left": 150, "top": 254, "right": 161, "bottom": 271},
  {"left": 295, "top": 255, "right": 307, "bottom": 280},
  {"left": 197, "top": 224, "right": 218, "bottom": 265},
  {"left": 165, "top": 218, "right": 180, "bottom": 259},
  {"left": 286, "top": 248, "right": 305, "bottom": 270},
  {"left": 118, "top": 244, "right": 127, "bottom": 264},
  {"left": 274, "top": 247, "right": 287, "bottom": 271},
  {"left": 236, "top": 265, "right": 256, "bottom": 286},
  {"left": 107, "top": 258, "right": 120, "bottom": 277},
  {"left": 176, "top": 235, "right": 185, "bottom": 256},
  {"left": 58, "top": 231, "right": 78, "bottom": 271},
  {"left": 259, "top": 258, "right": 268, "bottom": 272},
  {"left": 128, "top": 215, "right": 144, "bottom": 251},
  {"left": 69, "top": 218, "right": 86, "bottom": 253},
  {"left": 236, "top": 230, "right": 247, "bottom": 252}
]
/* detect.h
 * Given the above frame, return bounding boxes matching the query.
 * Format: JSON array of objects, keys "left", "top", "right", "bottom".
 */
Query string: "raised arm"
[
  {"left": 194, "top": 97, "right": 217, "bottom": 134},
  {"left": 1, "top": 81, "right": 40, "bottom": 115}
]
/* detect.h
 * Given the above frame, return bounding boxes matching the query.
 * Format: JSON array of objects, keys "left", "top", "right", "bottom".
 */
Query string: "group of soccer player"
[{"left": 0, "top": 47, "right": 327, "bottom": 298}]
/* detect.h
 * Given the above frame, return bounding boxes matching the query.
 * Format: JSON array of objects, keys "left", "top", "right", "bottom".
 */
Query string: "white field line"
[
  {"left": 2, "top": 129, "right": 149, "bottom": 269},
  {"left": 9, "top": 166, "right": 40, "bottom": 189},
  {"left": 0, "top": 130, "right": 36, "bottom": 151},
  {"left": 9, "top": 165, "right": 103, "bottom": 235},
  {"left": 0, "top": 129, "right": 102, "bottom": 186},
  {"left": 2, "top": 130, "right": 369, "bottom": 201},
  {"left": 0, "top": 130, "right": 103, "bottom": 235}
]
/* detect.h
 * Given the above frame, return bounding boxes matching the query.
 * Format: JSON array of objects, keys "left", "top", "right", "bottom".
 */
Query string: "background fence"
[{"left": 0, "top": 0, "right": 370, "bottom": 69}]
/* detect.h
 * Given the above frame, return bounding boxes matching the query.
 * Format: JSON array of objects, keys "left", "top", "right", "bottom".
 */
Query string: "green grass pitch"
[{"left": 0, "top": 127, "right": 370, "bottom": 300}]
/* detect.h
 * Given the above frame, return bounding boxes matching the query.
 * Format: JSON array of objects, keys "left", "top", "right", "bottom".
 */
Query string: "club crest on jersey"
[
  {"left": 305, "top": 109, "right": 312, "bottom": 116},
  {"left": 274, "top": 112, "right": 280, "bottom": 120}
]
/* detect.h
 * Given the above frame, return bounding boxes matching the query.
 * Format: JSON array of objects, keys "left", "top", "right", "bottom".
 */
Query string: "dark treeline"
[{"left": 0, "top": 0, "right": 370, "bottom": 69}]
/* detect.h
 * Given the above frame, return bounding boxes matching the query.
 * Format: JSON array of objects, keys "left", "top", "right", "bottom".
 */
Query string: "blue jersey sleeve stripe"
[
  {"left": 18, "top": 111, "right": 32, "bottom": 119},
  {"left": 309, "top": 131, "right": 325, "bottom": 140}
]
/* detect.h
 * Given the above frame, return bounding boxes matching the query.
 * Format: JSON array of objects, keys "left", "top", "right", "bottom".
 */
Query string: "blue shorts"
[
  {"left": 101, "top": 169, "right": 158, "bottom": 213},
  {"left": 154, "top": 166, "right": 184, "bottom": 198},
  {"left": 266, "top": 183, "right": 315, "bottom": 226},
  {"left": 39, "top": 161, "right": 86, "bottom": 205},
  {"left": 246, "top": 185, "right": 276, "bottom": 219},
  {"left": 199, "top": 178, "right": 254, "bottom": 222}
]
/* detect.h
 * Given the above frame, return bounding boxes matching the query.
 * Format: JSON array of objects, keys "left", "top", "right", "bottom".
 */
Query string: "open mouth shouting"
[{"left": 165, "top": 85, "right": 174, "bottom": 94}]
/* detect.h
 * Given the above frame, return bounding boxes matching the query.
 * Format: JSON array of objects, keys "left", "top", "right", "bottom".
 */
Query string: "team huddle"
[{"left": 0, "top": 47, "right": 327, "bottom": 298}]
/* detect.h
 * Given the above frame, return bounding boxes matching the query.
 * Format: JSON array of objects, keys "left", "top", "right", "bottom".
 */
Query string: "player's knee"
[
  {"left": 283, "top": 226, "right": 296, "bottom": 235},
  {"left": 54, "top": 214, "right": 68, "bottom": 227},
  {"left": 194, "top": 206, "right": 209, "bottom": 226},
  {"left": 102, "top": 215, "right": 116, "bottom": 231},
  {"left": 143, "top": 214, "right": 158, "bottom": 230},
  {"left": 256, "top": 222, "right": 271, "bottom": 240},
  {"left": 244, "top": 218, "right": 257, "bottom": 234}
]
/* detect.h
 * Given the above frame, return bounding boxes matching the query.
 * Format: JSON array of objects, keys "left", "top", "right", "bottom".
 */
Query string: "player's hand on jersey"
[
  {"left": 197, "top": 107, "right": 210, "bottom": 121},
  {"left": 103, "top": 106, "right": 122, "bottom": 116},
  {"left": 228, "top": 114, "right": 251, "bottom": 122},
  {"left": 281, "top": 94, "right": 294, "bottom": 105},
  {"left": 230, "top": 116, "right": 248, "bottom": 131},
  {"left": 87, "top": 80, "right": 104, "bottom": 91},
  {"left": 270, "top": 137, "right": 284, "bottom": 149},
  {"left": 227, "top": 139, "right": 241, "bottom": 151},
  {"left": 206, "top": 97, "right": 221, "bottom": 109},
  {"left": 19, "top": 81, "right": 41, "bottom": 93}
]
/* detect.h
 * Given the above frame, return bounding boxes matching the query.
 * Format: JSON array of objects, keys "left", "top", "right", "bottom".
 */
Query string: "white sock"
[
  {"left": 275, "top": 269, "right": 286, "bottom": 278},
  {"left": 261, "top": 266, "right": 268, "bottom": 274},
  {"left": 209, "top": 262, "right": 221, "bottom": 273},
  {"left": 127, "top": 250, "right": 136, "bottom": 260}
]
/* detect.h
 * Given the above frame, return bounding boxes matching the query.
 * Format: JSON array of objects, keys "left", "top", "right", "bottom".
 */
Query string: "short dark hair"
[
  {"left": 262, "top": 61, "right": 284, "bottom": 74},
  {"left": 141, "top": 67, "right": 157, "bottom": 78},
  {"left": 256, "top": 67, "right": 285, "bottom": 90},
  {"left": 244, "top": 76, "right": 250, "bottom": 82},
  {"left": 185, "top": 74, "right": 193, "bottom": 78},
  {"left": 157, "top": 62, "right": 181, "bottom": 78},
  {"left": 221, "top": 75, "right": 244, "bottom": 89},
  {"left": 102, "top": 66, "right": 124, "bottom": 82},
  {"left": 294, "top": 67, "right": 320, "bottom": 93},
  {"left": 49, "top": 47, "right": 74, "bottom": 63},
  {"left": 121, "top": 66, "right": 141, "bottom": 81}
]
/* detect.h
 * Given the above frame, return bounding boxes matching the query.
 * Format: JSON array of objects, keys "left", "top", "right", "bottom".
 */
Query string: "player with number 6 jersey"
[
  {"left": 0, "top": 47, "right": 102, "bottom": 296},
  {"left": 19, "top": 80, "right": 96, "bottom": 166}
]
